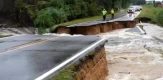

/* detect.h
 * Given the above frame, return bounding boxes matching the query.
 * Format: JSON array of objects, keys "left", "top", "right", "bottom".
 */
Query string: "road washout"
[{"left": 98, "top": 23, "right": 163, "bottom": 80}]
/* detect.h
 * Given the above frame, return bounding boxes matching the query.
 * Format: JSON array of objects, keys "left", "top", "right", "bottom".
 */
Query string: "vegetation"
[
  {"left": 138, "top": 5, "right": 163, "bottom": 26},
  {"left": 13, "top": 0, "right": 134, "bottom": 33},
  {"left": 1, "top": 0, "right": 145, "bottom": 33},
  {"left": 157, "top": 10, "right": 163, "bottom": 26},
  {"left": 51, "top": 16, "right": 101, "bottom": 30},
  {"left": 51, "top": 10, "right": 124, "bottom": 31},
  {"left": 50, "top": 52, "right": 97, "bottom": 80},
  {"left": 131, "top": 0, "right": 146, "bottom": 5},
  {"left": 51, "top": 65, "right": 75, "bottom": 80}
]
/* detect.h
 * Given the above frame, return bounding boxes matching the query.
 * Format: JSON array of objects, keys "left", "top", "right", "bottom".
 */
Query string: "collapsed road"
[
  {"left": 0, "top": 6, "right": 150, "bottom": 80},
  {"left": 0, "top": 34, "right": 107, "bottom": 80}
]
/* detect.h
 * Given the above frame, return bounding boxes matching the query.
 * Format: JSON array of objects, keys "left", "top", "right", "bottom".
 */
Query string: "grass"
[
  {"left": 58, "top": 16, "right": 101, "bottom": 26},
  {"left": 138, "top": 5, "right": 163, "bottom": 23},
  {"left": 50, "top": 52, "right": 98, "bottom": 80},
  {"left": 50, "top": 15, "right": 102, "bottom": 31},
  {"left": 50, "top": 65, "right": 75, "bottom": 80}
]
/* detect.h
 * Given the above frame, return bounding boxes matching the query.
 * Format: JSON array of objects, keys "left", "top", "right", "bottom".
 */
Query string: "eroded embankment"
[{"left": 53, "top": 47, "right": 108, "bottom": 80}]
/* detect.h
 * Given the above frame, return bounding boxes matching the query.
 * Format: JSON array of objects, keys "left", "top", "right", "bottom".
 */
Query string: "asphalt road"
[
  {"left": 68, "top": 9, "right": 141, "bottom": 28},
  {"left": 68, "top": 10, "right": 127, "bottom": 27},
  {"left": 0, "top": 35, "right": 100, "bottom": 80},
  {"left": 105, "top": 10, "right": 127, "bottom": 21}
]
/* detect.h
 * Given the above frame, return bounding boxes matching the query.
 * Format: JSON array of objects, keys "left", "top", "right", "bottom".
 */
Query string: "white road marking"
[{"left": 0, "top": 36, "right": 61, "bottom": 54}]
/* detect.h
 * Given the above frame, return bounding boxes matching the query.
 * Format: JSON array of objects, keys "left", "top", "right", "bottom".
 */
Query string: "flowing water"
[{"left": 98, "top": 23, "right": 163, "bottom": 80}]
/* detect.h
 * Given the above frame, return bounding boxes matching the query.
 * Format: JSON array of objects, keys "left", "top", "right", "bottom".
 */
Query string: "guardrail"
[{"left": 35, "top": 38, "right": 107, "bottom": 80}]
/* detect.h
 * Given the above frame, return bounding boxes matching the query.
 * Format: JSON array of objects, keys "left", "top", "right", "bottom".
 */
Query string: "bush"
[
  {"left": 157, "top": 10, "right": 163, "bottom": 26},
  {"left": 34, "top": 8, "right": 55, "bottom": 28},
  {"left": 34, "top": 7, "right": 67, "bottom": 33}
]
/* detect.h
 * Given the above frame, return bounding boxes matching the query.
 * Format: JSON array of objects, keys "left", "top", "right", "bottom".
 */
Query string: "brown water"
[{"left": 98, "top": 24, "right": 163, "bottom": 80}]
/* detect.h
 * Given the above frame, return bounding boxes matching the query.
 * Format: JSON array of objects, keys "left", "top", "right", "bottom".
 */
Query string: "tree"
[
  {"left": 131, "top": 0, "right": 146, "bottom": 5},
  {"left": 34, "top": 7, "right": 67, "bottom": 33},
  {"left": 2, "top": 0, "right": 133, "bottom": 32}
]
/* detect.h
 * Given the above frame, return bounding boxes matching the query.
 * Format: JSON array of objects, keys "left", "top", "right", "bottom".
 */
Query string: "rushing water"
[{"left": 98, "top": 23, "right": 163, "bottom": 80}]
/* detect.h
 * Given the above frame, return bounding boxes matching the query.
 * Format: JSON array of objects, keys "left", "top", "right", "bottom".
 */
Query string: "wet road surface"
[
  {"left": 0, "top": 35, "right": 100, "bottom": 80},
  {"left": 67, "top": 11, "right": 127, "bottom": 27},
  {"left": 0, "top": 35, "right": 60, "bottom": 52},
  {"left": 67, "top": 10, "right": 140, "bottom": 28}
]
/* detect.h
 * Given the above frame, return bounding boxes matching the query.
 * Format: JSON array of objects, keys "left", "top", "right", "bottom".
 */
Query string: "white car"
[
  {"left": 127, "top": 7, "right": 136, "bottom": 13},
  {"left": 131, "top": 5, "right": 142, "bottom": 11}
]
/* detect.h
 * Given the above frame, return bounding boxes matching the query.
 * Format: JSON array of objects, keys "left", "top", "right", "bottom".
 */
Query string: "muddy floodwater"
[{"left": 98, "top": 23, "right": 163, "bottom": 80}]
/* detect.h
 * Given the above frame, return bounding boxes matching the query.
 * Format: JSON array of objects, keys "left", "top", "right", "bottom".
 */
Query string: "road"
[
  {"left": 0, "top": 35, "right": 101, "bottom": 80},
  {"left": 109, "top": 11, "right": 140, "bottom": 22},
  {"left": 0, "top": 6, "right": 146, "bottom": 80},
  {"left": 67, "top": 9, "right": 141, "bottom": 28},
  {"left": 67, "top": 10, "right": 127, "bottom": 27},
  {"left": 104, "top": 10, "right": 127, "bottom": 21}
]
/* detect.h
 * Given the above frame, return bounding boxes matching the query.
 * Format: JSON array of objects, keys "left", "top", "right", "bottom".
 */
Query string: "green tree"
[
  {"left": 34, "top": 7, "right": 67, "bottom": 33},
  {"left": 9, "top": 0, "right": 133, "bottom": 32}
]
